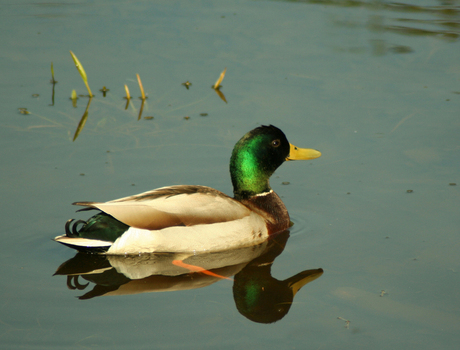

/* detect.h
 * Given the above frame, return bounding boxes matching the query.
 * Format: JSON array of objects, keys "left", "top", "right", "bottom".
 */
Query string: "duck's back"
[{"left": 80, "top": 185, "right": 253, "bottom": 230}]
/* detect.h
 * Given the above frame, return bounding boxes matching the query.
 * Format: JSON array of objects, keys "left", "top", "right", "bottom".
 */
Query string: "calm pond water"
[{"left": 1, "top": 0, "right": 459, "bottom": 349}]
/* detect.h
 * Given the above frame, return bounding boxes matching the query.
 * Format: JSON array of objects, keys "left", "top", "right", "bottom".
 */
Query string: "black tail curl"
[{"left": 65, "top": 219, "right": 87, "bottom": 238}]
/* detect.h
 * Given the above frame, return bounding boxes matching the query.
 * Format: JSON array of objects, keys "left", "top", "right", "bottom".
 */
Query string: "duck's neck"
[
  {"left": 239, "top": 190, "right": 290, "bottom": 234},
  {"left": 230, "top": 149, "right": 272, "bottom": 200}
]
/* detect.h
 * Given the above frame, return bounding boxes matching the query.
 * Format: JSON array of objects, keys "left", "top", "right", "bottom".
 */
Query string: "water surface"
[{"left": 1, "top": 0, "right": 459, "bottom": 349}]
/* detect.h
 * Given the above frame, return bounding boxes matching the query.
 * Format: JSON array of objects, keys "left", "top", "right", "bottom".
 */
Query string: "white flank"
[{"left": 106, "top": 212, "right": 268, "bottom": 255}]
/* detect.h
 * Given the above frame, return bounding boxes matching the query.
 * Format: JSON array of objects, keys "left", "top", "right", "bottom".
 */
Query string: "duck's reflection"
[
  {"left": 54, "top": 230, "right": 323, "bottom": 323},
  {"left": 232, "top": 232, "right": 323, "bottom": 323}
]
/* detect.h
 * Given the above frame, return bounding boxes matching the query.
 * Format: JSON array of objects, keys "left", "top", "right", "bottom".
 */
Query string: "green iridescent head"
[{"left": 230, "top": 125, "right": 321, "bottom": 199}]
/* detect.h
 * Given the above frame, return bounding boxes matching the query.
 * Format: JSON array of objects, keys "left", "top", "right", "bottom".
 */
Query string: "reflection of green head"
[
  {"left": 233, "top": 266, "right": 324, "bottom": 324},
  {"left": 234, "top": 276, "right": 294, "bottom": 324},
  {"left": 230, "top": 125, "right": 290, "bottom": 199}
]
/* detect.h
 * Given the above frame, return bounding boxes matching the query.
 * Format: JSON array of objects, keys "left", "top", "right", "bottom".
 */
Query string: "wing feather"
[{"left": 73, "top": 185, "right": 251, "bottom": 230}]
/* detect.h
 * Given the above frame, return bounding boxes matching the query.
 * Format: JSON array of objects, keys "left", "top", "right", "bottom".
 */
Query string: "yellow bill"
[{"left": 286, "top": 143, "right": 321, "bottom": 161}]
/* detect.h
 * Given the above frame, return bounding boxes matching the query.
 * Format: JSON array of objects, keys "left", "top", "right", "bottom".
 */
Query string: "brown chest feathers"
[{"left": 240, "top": 191, "right": 290, "bottom": 235}]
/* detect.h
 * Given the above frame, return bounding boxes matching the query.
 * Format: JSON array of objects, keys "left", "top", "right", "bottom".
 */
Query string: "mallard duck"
[{"left": 54, "top": 125, "right": 321, "bottom": 254}]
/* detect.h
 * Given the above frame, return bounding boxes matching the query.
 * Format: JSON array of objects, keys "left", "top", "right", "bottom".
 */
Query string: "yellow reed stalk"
[
  {"left": 213, "top": 68, "right": 227, "bottom": 89},
  {"left": 124, "top": 84, "right": 131, "bottom": 100},
  {"left": 50, "top": 62, "right": 57, "bottom": 84},
  {"left": 69, "top": 51, "right": 93, "bottom": 97},
  {"left": 136, "top": 74, "right": 146, "bottom": 100}
]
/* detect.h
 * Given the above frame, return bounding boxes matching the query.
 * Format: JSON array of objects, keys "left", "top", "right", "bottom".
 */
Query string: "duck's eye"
[{"left": 271, "top": 139, "right": 281, "bottom": 148}]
